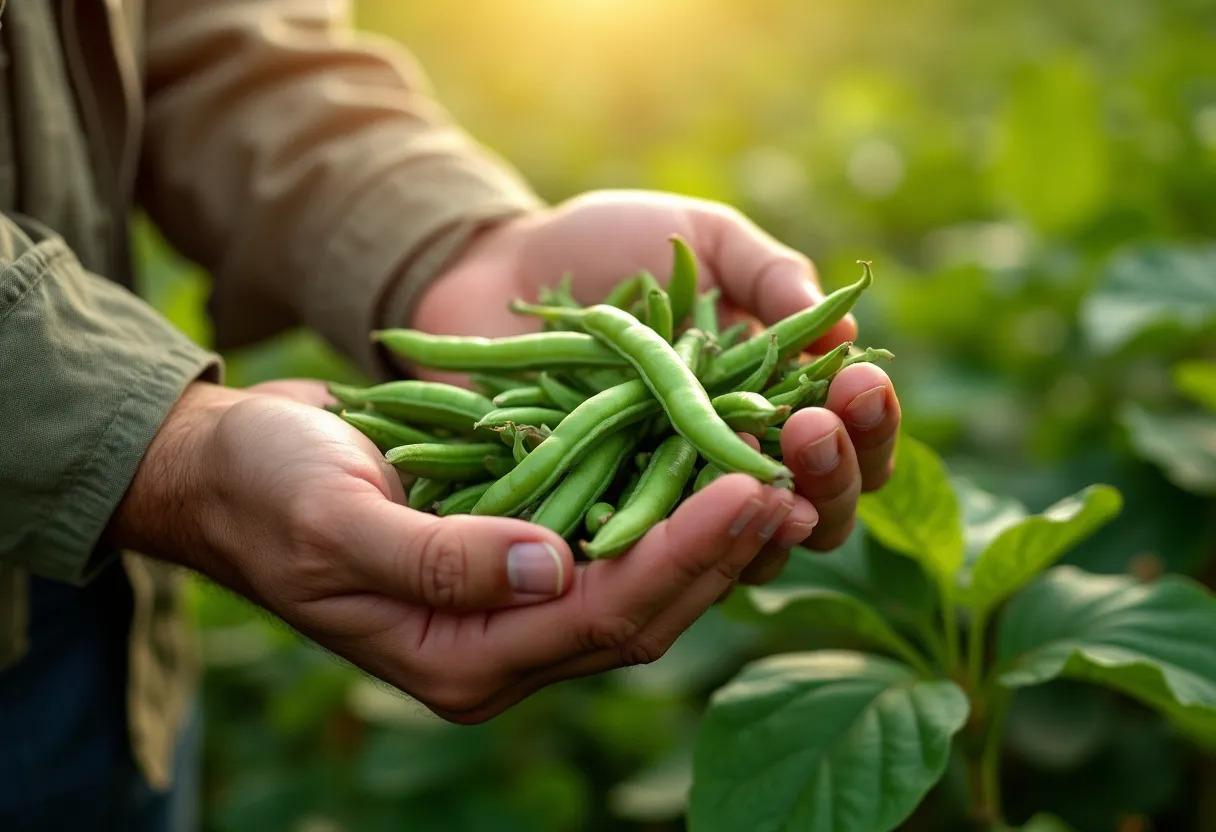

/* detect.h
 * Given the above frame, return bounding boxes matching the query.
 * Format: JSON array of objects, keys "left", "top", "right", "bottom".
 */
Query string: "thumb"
[
  {"left": 345, "top": 500, "right": 575, "bottom": 610},
  {"left": 701, "top": 209, "right": 857, "bottom": 352}
]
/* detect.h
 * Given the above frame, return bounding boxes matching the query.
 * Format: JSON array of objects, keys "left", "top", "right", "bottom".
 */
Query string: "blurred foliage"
[{"left": 131, "top": 0, "right": 1216, "bottom": 829}]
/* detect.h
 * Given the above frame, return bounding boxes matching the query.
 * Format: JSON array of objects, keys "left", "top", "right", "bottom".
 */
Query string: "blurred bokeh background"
[{"left": 134, "top": 1, "right": 1216, "bottom": 829}]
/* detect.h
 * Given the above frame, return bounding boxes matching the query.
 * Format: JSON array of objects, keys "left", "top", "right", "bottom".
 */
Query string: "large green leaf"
[
  {"left": 1080, "top": 245, "right": 1216, "bottom": 354},
  {"left": 858, "top": 434, "right": 964, "bottom": 586},
  {"left": 1174, "top": 360, "right": 1216, "bottom": 413},
  {"left": 746, "top": 528, "right": 936, "bottom": 662},
  {"left": 960, "top": 485, "right": 1122, "bottom": 614},
  {"left": 689, "top": 651, "right": 969, "bottom": 832},
  {"left": 953, "top": 476, "right": 1028, "bottom": 566},
  {"left": 997, "top": 566, "right": 1216, "bottom": 745},
  {"left": 1122, "top": 403, "right": 1216, "bottom": 496}
]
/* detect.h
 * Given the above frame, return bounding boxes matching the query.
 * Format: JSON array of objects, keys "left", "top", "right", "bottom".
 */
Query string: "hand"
[
  {"left": 107, "top": 380, "right": 816, "bottom": 722},
  {"left": 412, "top": 190, "right": 902, "bottom": 574}
]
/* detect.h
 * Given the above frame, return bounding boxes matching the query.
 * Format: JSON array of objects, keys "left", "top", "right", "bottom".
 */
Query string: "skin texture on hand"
[
  {"left": 106, "top": 379, "right": 817, "bottom": 723},
  {"left": 412, "top": 190, "right": 902, "bottom": 566}
]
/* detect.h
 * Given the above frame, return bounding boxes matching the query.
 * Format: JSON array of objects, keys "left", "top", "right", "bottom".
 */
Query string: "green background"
[{"left": 133, "top": 1, "right": 1216, "bottom": 829}]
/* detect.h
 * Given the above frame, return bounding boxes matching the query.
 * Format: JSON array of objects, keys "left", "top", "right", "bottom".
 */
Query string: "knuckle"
[
  {"left": 622, "top": 633, "right": 671, "bottom": 667},
  {"left": 412, "top": 523, "right": 471, "bottom": 608},
  {"left": 581, "top": 614, "right": 643, "bottom": 654}
]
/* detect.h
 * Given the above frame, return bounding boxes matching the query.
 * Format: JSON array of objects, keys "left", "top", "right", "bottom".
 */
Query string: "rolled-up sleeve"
[
  {"left": 0, "top": 216, "right": 219, "bottom": 583},
  {"left": 139, "top": 0, "right": 544, "bottom": 375}
]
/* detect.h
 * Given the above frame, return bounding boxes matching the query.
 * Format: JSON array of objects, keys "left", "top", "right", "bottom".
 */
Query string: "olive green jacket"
[{"left": 0, "top": 0, "right": 540, "bottom": 788}]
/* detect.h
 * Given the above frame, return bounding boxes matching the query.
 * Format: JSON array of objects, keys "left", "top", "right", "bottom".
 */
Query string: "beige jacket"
[{"left": 0, "top": 0, "right": 541, "bottom": 788}]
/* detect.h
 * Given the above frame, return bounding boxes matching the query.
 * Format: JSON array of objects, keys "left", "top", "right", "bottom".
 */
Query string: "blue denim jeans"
[{"left": 0, "top": 566, "right": 199, "bottom": 831}]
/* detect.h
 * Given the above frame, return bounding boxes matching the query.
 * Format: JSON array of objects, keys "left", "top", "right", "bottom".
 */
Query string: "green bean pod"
[
  {"left": 603, "top": 270, "right": 647, "bottom": 310},
  {"left": 840, "top": 347, "right": 895, "bottom": 370},
  {"left": 475, "top": 407, "right": 569, "bottom": 433},
  {"left": 673, "top": 327, "right": 711, "bottom": 376},
  {"left": 408, "top": 477, "right": 452, "bottom": 511},
  {"left": 645, "top": 287, "right": 674, "bottom": 343},
  {"left": 328, "top": 381, "right": 493, "bottom": 431},
  {"left": 468, "top": 373, "right": 532, "bottom": 398},
  {"left": 665, "top": 235, "right": 699, "bottom": 329},
  {"left": 583, "top": 435, "right": 698, "bottom": 559},
  {"left": 492, "top": 386, "right": 553, "bottom": 408},
  {"left": 767, "top": 377, "right": 829, "bottom": 411},
  {"left": 511, "top": 428, "right": 530, "bottom": 464},
  {"left": 436, "top": 481, "right": 496, "bottom": 516},
  {"left": 702, "top": 261, "right": 873, "bottom": 389},
  {"left": 584, "top": 502, "right": 615, "bottom": 535},
  {"left": 386, "top": 442, "right": 511, "bottom": 481},
  {"left": 717, "top": 321, "right": 752, "bottom": 350},
  {"left": 764, "top": 342, "right": 853, "bottom": 397},
  {"left": 510, "top": 301, "right": 791, "bottom": 485},
  {"left": 732, "top": 334, "right": 781, "bottom": 394},
  {"left": 692, "top": 288, "right": 721, "bottom": 337},
  {"left": 530, "top": 428, "right": 637, "bottom": 537},
  {"left": 537, "top": 373, "right": 589, "bottom": 412},
  {"left": 372, "top": 329, "right": 628, "bottom": 372},
  {"left": 339, "top": 410, "right": 445, "bottom": 452},
  {"left": 471, "top": 380, "right": 660, "bottom": 517},
  {"left": 493, "top": 424, "right": 550, "bottom": 449},
  {"left": 693, "top": 462, "right": 724, "bottom": 492},
  {"left": 710, "top": 391, "right": 791, "bottom": 436}
]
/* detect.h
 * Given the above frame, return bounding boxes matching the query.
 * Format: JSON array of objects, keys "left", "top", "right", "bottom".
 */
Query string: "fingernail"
[
  {"left": 758, "top": 501, "right": 793, "bottom": 542},
  {"left": 507, "top": 542, "right": 563, "bottom": 596},
  {"left": 776, "top": 519, "right": 818, "bottom": 550},
  {"left": 729, "top": 498, "right": 766, "bottom": 537},
  {"left": 846, "top": 386, "right": 887, "bottom": 430},
  {"left": 799, "top": 431, "right": 840, "bottom": 474}
]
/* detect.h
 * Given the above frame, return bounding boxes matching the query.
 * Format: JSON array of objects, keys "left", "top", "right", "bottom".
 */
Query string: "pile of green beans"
[{"left": 332, "top": 237, "right": 892, "bottom": 559}]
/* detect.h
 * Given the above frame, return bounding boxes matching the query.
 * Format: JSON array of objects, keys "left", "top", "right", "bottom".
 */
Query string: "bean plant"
[{"left": 688, "top": 435, "right": 1216, "bottom": 832}]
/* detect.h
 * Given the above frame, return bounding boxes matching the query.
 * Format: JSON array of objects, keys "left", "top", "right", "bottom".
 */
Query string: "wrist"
[{"left": 104, "top": 381, "right": 250, "bottom": 582}]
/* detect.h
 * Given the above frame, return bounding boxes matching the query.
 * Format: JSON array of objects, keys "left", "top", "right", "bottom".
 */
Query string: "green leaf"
[
  {"left": 961, "top": 485, "right": 1122, "bottom": 614},
  {"left": 953, "top": 476, "right": 1028, "bottom": 566},
  {"left": 1121, "top": 403, "right": 1216, "bottom": 496},
  {"left": 858, "top": 434, "right": 964, "bottom": 587},
  {"left": 1174, "top": 360, "right": 1216, "bottom": 413},
  {"left": 989, "top": 56, "right": 1107, "bottom": 233},
  {"left": 689, "top": 651, "right": 969, "bottom": 832},
  {"left": 997, "top": 566, "right": 1216, "bottom": 745},
  {"left": 746, "top": 530, "right": 936, "bottom": 669},
  {"left": 1080, "top": 245, "right": 1216, "bottom": 354}
]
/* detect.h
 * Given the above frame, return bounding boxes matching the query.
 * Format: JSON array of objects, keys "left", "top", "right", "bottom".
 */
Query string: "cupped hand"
[
  {"left": 411, "top": 190, "right": 901, "bottom": 567},
  {"left": 107, "top": 379, "right": 815, "bottom": 722}
]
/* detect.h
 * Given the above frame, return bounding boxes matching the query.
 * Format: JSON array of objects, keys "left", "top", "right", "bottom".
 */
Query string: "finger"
[
  {"left": 437, "top": 480, "right": 809, "bottom": 721},
  {"left": 738, "top": 497, "right": 819, "bottom": 585},
  {"left": 780, "top": 407, "right": 863, "bottom": 552},
  {"left": 340, "top": 499, "right": 576, "bottom": 610},
  {"left": 823, "top": 363, "right": 901, "bottom": 492},
  {"left": 247, "top": 379, "right": 337, "bottom": 408},
  {"left": 482, "top": 474, "right": 786, "bottom": 673},
  {"left": 701, "top": 209, "right": 857, "bottom": 346}
]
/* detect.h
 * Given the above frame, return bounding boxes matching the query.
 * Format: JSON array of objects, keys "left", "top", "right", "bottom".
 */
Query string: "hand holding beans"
[{"left": 106, "top": 191, "right": 901, "bottom": 723}]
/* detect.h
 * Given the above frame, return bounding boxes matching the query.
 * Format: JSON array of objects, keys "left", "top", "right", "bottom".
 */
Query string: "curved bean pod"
[
  {"left": 386, "top": 442, "right": 511, "bottom": 481},
  {"left": 530, "top": 428, "right": 637, "bottom": 537},
  {"left": 436, "top": 481, "right": 495, "bottom": 516},
  {"left": 339, "top": 410, "right": 445, "bottom": 452},
  {"left": 583, "top": 434, "right": 698, "bottom": 559},
  {"left": 471, "top": 380, "right": 660, "bottom": 517},
  {"left": 702, "top": 261, "right": 873, "bottom": 389},
  {"left": 665, "top": 235, "right": 700, "bottom": 329},
  {"left": 510, "top": 301, "right": 791, "bottom": 484},
  {"left": 328, "top": 381, "right": 492, "bottom": 431},
  {"left": 373, "top": 329, "right": 628, "bottom": 371}
]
